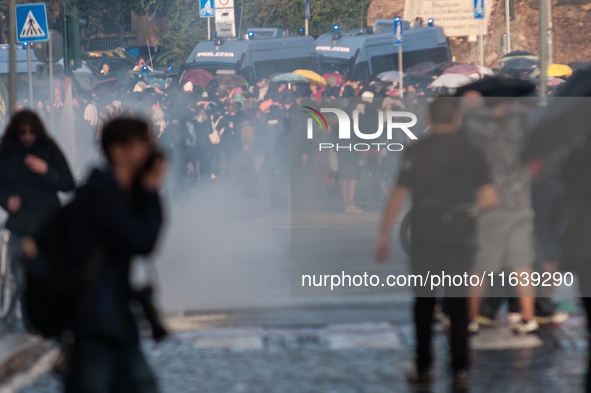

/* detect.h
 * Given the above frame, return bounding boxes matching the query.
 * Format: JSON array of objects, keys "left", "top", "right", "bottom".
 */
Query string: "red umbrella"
[
  {"left": 322, "top": 73, "right": 344, "bottom": 86},
  {"left": 443, "top": 64, "right": 480, "bottom": 76},
  {"left": 182, "top": 69, "right": 213, "bottom": 87},
  {"left": 92, "top": 78, "right": 118, "bottom": 93}
]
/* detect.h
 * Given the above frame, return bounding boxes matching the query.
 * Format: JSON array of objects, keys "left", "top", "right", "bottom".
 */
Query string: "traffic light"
[{"left": 66, "top": 15, "right": 87, "bottom": 70}]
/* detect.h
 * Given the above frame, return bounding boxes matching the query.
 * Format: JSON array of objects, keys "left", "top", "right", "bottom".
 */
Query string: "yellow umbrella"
[
  {"left": 293, "top": 69, "right": 327, "bottom": 86},
  {"left": 547, "top": 64, "right": 573, "bottom": 78}
]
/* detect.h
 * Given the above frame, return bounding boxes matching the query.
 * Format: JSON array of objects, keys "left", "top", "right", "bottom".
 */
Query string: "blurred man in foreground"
[
  {"left": 375, "top": 97, "right": 498, "bottom": 389},
  {"left": 63, "top": 118, "right": 166, "bottom": 393}
]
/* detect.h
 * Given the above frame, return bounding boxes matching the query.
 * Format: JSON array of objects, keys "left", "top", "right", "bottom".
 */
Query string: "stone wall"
[{"left": 366, "top": 0, "right": 591, "bottom": 68}]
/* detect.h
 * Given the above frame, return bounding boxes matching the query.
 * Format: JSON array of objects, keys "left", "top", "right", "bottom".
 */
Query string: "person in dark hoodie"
[
  {"left": 0, "top": 110, "right": 75, "bottom": 321},
  {"left": 63, "top": 118, "right": 165, "bottom": 393}
]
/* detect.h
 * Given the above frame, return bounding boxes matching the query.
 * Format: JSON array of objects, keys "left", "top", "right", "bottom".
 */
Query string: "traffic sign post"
[
  {"left": 394, "top": 18, "right": 403, "bottom": 98},
  {"left": 474, "top": 0, "right": 484, "bottom": 77},
  {"left": 305, "top": 0, "right": 310, "bottom": 36},
  {"left": 200, "top": 0, "right": 215, "bottom": 40},
  {"left": 26, "top": 43, "right": 33, "bottom": 106},
  {"left": 16, "top": 4, "right": 49, "bottom": 43},
  {"left": 16, "top": 3, "right": 48, "bottom": 109}
]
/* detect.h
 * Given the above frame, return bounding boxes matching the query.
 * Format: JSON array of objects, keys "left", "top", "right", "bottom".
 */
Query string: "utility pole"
[
  {"left": 546, "top": 0, "right": 554, "bottom": 64},
  {"left": 8, "top": 0, "right": 16, "bottom": 116},
  {"left": 539, "top": 0, "right": 548, "bottom": 104},
  {"left": 505, "top": 0, "right": 511, "bottom": 53}
]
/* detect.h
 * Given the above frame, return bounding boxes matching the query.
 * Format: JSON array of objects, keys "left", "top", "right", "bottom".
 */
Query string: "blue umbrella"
[{"left": 272, "top": 73, "right": 308, "bottom": 83}]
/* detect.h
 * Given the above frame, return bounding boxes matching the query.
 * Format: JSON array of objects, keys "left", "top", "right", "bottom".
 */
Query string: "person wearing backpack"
[
  {"left": 0, "top": 110, "right": 75, "bottom": 324},
  {"left": 58, "top": 118, "right": 166, "bottom": 393},
  {"left": 374, "top": 97, "right": 499, "bottom": 389}
]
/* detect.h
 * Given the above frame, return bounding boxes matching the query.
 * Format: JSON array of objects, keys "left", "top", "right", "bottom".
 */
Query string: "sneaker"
[
  {"left": 536, "top": 311, "right": 569, "bottom": 325},
  {"left": 406, "top": 366, "right": 433, "bottom": 386},
  {"left": 344, "top": 204, "right": 363, "bottom": 213},
  {"left": 468, "top": 319, "right": 479, "bottom": 334},
  {"left": 508, "top": 312, "right": 522, "bottom": 325},
  {"left": 510, "top": 319, "right": 539, "bottom": 335},
  {"left": 452, "top": 370, "right": 470, "bottom": 390},
  {"left": 476, "top": 315, "right": 495, "bottom": 327}
]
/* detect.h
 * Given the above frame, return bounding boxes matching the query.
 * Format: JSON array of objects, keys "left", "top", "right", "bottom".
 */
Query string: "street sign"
[
  {"left": 215, "top": 0, "right": 234, "bottom": 8},
  {"left": 394, "top": 18, "right": 403, "bottom": 46},
  {"left": 200, "top": 0, "right": 215, "bottom": 18},
  {"left": 474, "top": 0, "right": 484, "bottom": 19},
  {"left": 33, "top": 30, "right": 63, "bottom": 64},
  {"left": 215, "top": 8, "right": 236, "bottom": 37},
  {"left": 305, "top": 0, "right": 311, "bottom": 20},
  {"left": 16, "top": 3, "right": 49, "bottom": 42}
]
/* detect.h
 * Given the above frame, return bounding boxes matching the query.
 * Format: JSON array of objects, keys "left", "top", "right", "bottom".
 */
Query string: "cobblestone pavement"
[{"left": 1, "top": 309, "right": 588, "bottom": 393}]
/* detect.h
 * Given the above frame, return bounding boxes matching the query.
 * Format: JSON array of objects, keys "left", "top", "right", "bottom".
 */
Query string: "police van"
[
  {"left": 179, "top": 28, "right": 320, "bottom": 84},
  {"left": 315, "top": 19, "right": 450, "bottom": 80}
]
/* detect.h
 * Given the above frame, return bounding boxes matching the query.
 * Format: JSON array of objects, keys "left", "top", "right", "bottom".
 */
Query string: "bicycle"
[{"left": 0, "top": 226, "right": 17, "bottom": 320}]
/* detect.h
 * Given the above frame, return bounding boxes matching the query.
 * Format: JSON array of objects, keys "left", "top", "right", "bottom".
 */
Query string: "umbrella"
[
  {"left": 454, "top": 77, "right": 536, "bottom": 97},
  {"left": 92, "top": 78, "right": 118, "bottom": 93},
  {"left": 501, "top": 58, "right": 538, "bottom": 77},
  {"left": 407, "top": 61, "right": 439, "bottom": 75},
  {"left": 499, "top": 51, "right": 539, "bottom": 63},
  {"left": 293, "top": 69, "right": 327, "bottom": 85},
  {"left": 436, "top": 61, "right": 461, "bottom": 73},
  {"left": 569, "top": 62, "right": 590, "bottom": 71},
  {"left": 547, "top": 64, "right": 572, "bottom": 78},
  {"left": 523, "top": 67, "right": 591, "bottom": 160},
  {"left": 443, "top": 64, "right": 480, "bottom": 76},
  {"left": 323, "top": 73, "right": 345, "bottom": 86},
  {"left": 377, "top": 70, "right": 407, "bottom": 82},
  {"left": 213, "top": 74, "right": 248, "bottom": 87},
  {"left": 429, "top": 73, "right": 472, "bottom": 88},
  {"left": 272, "top": 73, "right": 308, "bottom": 83},
  {"left": 182, "top": 69, "right": 213, "bottom": 87}
]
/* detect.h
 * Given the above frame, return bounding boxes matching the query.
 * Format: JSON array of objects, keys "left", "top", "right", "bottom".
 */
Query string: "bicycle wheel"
[
  {"left": 0, "top": 228, "right": 16, "bottom": 320},
  {"left": 399, "top": 211, "right": 412, "bottom": 257}
]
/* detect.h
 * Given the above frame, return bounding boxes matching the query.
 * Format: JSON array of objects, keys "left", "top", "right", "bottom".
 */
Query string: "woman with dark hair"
[{"left": 0, "top": 110, "right": 74, "bottom": 321}]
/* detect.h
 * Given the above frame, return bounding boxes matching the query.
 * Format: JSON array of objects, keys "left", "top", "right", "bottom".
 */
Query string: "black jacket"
[
  {"left": 65, "top": 169, "right": 163, "bottom": 347},
  {"left": 0, "top": 141, "right": 75, "bottom": 236}
]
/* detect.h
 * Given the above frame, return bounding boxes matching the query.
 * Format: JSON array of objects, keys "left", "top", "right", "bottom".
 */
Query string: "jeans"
[
  {"left": 65, "top": 339, "right": 158, "bottom": 393},
  {"left": 6, "top": 232, "right": 23, "bottom": 318}
]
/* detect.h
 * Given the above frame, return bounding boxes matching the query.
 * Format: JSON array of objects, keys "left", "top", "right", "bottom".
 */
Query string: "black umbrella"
[
  {"left": 523, "top": 67, "right": 591, "bottom": 160},
  {"left": 454, "top": 77, "right": 536, "bottom": 98}
]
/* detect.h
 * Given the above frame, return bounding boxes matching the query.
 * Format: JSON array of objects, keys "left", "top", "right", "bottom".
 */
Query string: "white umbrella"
[
  {"left": 467, "top": 67, "right": 494, "bottom": 81},
  {"left": 377, "top": 70, "right": 407, "bottom": 82},
  {"left": 429, "top": 73, "right": 472, "bottom": 88}
]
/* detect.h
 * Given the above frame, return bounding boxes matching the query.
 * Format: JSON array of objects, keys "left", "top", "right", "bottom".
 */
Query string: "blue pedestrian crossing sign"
[
  {"left": 394, "top": 18, "right": 403, "bottom": 46},
  {"left": 474, "top": 0, "right": 484, "bottom": 19},
  {"left": 16, "top": 3, "right": 49, "bottom": 43},
  {"left": 200, "top": 0, "right": 215, "bottom": 18}
]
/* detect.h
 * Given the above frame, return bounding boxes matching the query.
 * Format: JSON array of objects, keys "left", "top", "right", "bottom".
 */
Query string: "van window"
[
  {"left": 403, "top": 47, "right": 450, "bottom": 69},
  {"left": 353, "top": 62, "right": 370, "bottom": 81},
  {"left": 369, "top": 47, "right": 450, "bottom": 75},
  {"left": 253, "top": 56, "right": 319, "bottom": 80}
]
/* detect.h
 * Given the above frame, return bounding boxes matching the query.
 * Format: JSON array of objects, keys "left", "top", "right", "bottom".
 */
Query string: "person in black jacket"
[
  {"left": 63, "top": 118, "right": 165, "bottom": 393},
  {"left": 0, "top": 110, "right": 74, "bottom": 321}
]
